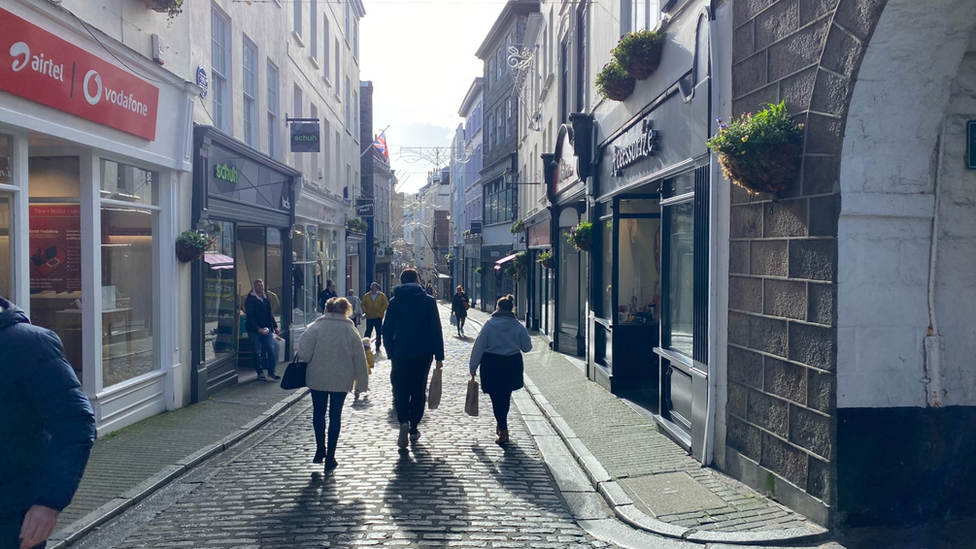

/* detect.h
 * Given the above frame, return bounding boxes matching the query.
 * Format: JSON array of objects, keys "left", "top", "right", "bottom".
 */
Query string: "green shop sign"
[{"left": 214, "top": 163, "right": 238, "bottom": 184}]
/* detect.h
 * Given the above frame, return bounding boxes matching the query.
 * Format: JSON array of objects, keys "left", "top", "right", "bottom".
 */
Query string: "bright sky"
[{"left": 360, "top": 0, "right": 508, "bottom": 192}]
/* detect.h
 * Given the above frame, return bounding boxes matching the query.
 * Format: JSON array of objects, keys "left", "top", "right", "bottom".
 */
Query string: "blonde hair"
[
  {"left": 325, "top": 297, "right": 351, "bottom": 317},
  {"left": 456, "top": 285, "right": 464, "bottom": 293},
  {"left": 496, "top": 294, "right": 515, "bottom": 312}
]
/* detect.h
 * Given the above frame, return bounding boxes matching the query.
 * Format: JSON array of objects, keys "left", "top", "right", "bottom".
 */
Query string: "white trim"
[
  {"left": 12, "top": 131, "right": 29, "bottom": 309},
  {"left": 80, "top": 151, "right": 103, "bottom": 397},
  {"left": 99, "top": 197, "right": 162, "bottom": 212}
]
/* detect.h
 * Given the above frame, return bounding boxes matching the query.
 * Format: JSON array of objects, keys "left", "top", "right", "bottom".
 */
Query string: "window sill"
[
  {"left": 308, "top": 56, "right": 320, "bottom": 70},
  {"left": 321, "top": 75, "right": 332, "bottom": 88},
  {"left": 292, "top": 31, "right": 305, "bottom": 48}
]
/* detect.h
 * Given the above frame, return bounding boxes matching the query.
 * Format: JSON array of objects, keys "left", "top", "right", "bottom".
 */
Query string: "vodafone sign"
[{"left": 0, "top": 8, "right": 159, "bottom": 141}]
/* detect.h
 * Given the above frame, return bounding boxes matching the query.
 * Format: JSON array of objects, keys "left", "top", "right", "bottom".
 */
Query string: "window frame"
[
  {"left": 267, "top": 62, "right": 279, "bottom": 159},
  {"left": 211, "top": 7, "right": 230, "bottom": 132},
  {"left": 242, "top": 36, "right": 258, "bottom": 147}
]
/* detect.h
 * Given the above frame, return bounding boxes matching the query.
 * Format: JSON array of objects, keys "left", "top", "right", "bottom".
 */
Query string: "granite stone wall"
[{"left": 725, "top": 0, "right": 886, "bottom": 523}]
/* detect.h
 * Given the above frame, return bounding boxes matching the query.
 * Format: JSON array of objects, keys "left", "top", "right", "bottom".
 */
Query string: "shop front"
[
  {"left": 0, "top": 3, "right": 196, "bottom": 432},
  {"left": 293, "top": 192, "right": 347, "bottom": 333},
  {"left": 589, "top": 5, "right": 713, "bottom": 458},
  {"left": 463, "top": 233, "right": 482, "bottom": 310},
  {"left": 524, "top": 214, "right": 552, "bottom": 335},
  {"left": 190, "top": 126, "right": 299, "bottom": 403},
  {"left": 482, "top": 244, "right": 514, "bottom": 309},
  {"left": 547, "top": 125, "right": 588, "bottom": 357}
]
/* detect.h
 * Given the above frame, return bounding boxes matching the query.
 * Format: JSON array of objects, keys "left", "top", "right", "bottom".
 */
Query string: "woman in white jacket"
[
  {"left": 469, "top": 295, "right": 532, "bottom": 445},
  {"left": 297, "top": 297, "right": 369, "bottom": 471}
]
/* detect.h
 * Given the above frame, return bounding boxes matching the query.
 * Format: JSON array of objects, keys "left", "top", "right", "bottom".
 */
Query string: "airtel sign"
[{"left": 0, "top": 8, "right": 159, "bottom": 141}]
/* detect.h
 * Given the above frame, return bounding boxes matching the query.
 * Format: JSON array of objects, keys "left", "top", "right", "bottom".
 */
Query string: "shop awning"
[
  {"left": 436, "top": 273, "right": 451, "bottom": 279},
  {"left": 493, "top": 253, "right": 518, "bottom": 271},
  {"left": 204, "top": 252, "right": 234, "bottom": 269}
]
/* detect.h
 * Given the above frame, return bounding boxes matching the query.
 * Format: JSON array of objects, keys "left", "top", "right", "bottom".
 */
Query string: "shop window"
[
  {"left": 243, "top": 37, "right": 258, "bottom": 148},
  {"left": 0, "top": 193, "right": 10, "bottom": 299},
  {"left": 667, "top": 201, "right": 694, "bottom": 356},
  {"left": 29, "top": 157, "right": 83, "bottom": 374},
  {"left": 600, "top": 217, "right": 613, "bottom": 320},
  {"left": 100, "top": 206, "right": 156, "bottom": 387},
  {"left": 617, "top": 216, "right": 661, "bottom": 324},
  {"left": 101, "top": 159, "right": 156, "bottom": 205},
  {"left": 203, "top": 221, "right": 237, "bottom": 364}
]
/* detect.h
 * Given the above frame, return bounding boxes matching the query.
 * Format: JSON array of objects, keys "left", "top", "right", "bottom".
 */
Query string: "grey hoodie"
[{"left": 469, "top": 311, "right": 533, "bottom": 375}]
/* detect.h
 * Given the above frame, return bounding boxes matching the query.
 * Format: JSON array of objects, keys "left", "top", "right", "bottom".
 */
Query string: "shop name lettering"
[
  {"left": 214, "top": 163, "right": 238, "bottom": 184},
  {"left": 9, "top": 41, "right": 150, "bottom": 117},
  {"left": 612, "top": 124, "right": 658, "bottom": 175},
  {"left": 293, "top": 133, "right": 318, "bottom": 143}
]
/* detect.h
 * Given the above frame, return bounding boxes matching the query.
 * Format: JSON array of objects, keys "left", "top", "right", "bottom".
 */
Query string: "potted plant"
[
  {"left": 143, "top": 0, "right": 184, "bottom": 21},
  {"left": 346, "top": 218, "right": 367, "bottom": 233},
  {"left": 706, "top": 101, "right": 804, "bottom": 195},
  {"left": 614, "top": 29, "right": 666, "bottom": 80},
  {"left": 510, "top": 219, "right": 525, "bottom": 234},
  {"left": 566, "top": 222, "right": 594, "bottom": 252},
  {"left": 175, "top": 230, "right": 213, "bottom": 263},
  {"left": 538, "top": 250, "right": 554, "bottom": 269},
  {"left": 385, "top": 246, "right": 394, "bottom": 256},
  {"left": 596, "top": 60, "right": 636, "bottom": 102}
]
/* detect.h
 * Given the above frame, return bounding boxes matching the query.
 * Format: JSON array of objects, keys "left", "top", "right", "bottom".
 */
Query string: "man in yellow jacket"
[{"left": 362, "top": 282, "right": 389, "bottom": 353}]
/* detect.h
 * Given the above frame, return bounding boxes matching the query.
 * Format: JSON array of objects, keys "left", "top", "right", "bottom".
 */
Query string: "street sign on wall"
[
  {"left": 355, "top": 199, "right": 374, "bottom": 217},
  {"left": 968, "top": 121, "right": 976, "bottom": 170}
]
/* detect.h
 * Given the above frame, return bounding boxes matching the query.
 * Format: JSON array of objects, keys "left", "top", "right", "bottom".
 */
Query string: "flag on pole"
[{"left": 373, "top": 133, "right": 389, "bottom": 163}]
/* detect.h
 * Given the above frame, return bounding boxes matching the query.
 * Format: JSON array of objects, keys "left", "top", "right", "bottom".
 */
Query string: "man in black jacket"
[
  {"left": 383, "top": 269, "right": 445, "bottom": 450},
  {"left": 244, "top": 279, "right": 280, "bottom": 381},
  {"left": 0, "top": 296, "right": 96, "bottom": 549}
]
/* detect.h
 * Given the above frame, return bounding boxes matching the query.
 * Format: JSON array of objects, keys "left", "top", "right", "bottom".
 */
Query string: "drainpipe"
[{"left": 923, "top": 119, "right": 946, "bottom": 407}]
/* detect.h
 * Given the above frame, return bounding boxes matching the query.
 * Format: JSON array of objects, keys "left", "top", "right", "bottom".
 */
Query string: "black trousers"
[
  {"left": 311, "top": 390, "right": 347, "bottom": 452},
  {"left": 390, "top": 357, "right": 432, "bottom": 428},
  {"left": 488, "top": 391, "right": 513, "bottom": 430},
  {"left": 365, "top": 318, "right": 383, "bottom": 346}
]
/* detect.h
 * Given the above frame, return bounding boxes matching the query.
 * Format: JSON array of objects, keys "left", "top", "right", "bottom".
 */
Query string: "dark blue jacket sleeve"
[
  {"left": 382, "top": 300, "right": 396, "bottom": 357},
  {"left": 24, "top": 330, "right": 96, "bottom": 512}
]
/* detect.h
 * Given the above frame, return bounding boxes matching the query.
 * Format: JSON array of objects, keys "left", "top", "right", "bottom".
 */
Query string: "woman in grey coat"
[
  {"left": 297, "top": 297, "right": 369, "bottom": 471},
  {"left": 469, "top": 295, "right": 532, "bottom": 444}
]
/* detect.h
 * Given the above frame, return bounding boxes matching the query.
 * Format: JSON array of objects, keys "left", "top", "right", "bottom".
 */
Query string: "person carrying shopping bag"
[
  {"left": 451, "top": 286, "right": 470, "bottom": 337},
  {"left": 468, "top": 294, "right": 532, "bottom": 445},
  {"left": 296, "top": 297, "right": 369, "bottom": 471}
]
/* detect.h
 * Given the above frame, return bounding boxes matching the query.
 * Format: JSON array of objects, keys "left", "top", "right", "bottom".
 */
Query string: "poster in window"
[{"left": 29, "top": 204, "right": 81, "bottom": 293}]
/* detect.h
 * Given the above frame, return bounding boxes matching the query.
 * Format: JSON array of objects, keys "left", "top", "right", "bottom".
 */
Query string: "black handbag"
[{"left": 280, "top": 354, "right": 307, "bottom": 390}]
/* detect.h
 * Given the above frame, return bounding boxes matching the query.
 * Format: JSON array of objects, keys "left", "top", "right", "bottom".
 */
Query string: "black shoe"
[
  {"left": 269, "top": 373, "right": 281, "bottom": 380},
  {"left": 325, "top": 458, "right": 339, "bottom": 471},
  {"left": 313, "top": 447, "right": 325, "bottom": 464},
  {"left": 409, "top": 429, "right": 421, "bottom": 441},
  {"left": 256, "top": 373, "right": 267, "bottom": 381}
]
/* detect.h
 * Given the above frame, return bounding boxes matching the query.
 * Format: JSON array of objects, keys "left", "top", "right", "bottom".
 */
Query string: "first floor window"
[{"left": 243, "top": 38, "right": 258, "bottom": 147}]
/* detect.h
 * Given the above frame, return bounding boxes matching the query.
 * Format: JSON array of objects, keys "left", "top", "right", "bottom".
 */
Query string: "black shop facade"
[
  {"left": 588, "top": 79, "right": 712, "bottom": 460},
  {"left": 189, "top": 126, "right": 300, "bottom": 402}
]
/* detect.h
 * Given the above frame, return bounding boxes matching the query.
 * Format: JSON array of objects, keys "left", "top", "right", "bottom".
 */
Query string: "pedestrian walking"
[
  {"left": 317, "top": 279, "right": 337, "bottom": 314},
  {"left": 245, "top": 278, "right": 280, "bottom": 381},
  {"left": 0, "top": 296, "right": 96, "bottom": 549},
  {"left": 362, "top": 282, "right": 388, "bottom": 353},
  {"left": 469, "top": 294, "right": 532, "bottom": 445},
  {"left": 296, "top": 297, "right": 369, "bottom": 471},
  {"left": 383, "top": 269, "right": 445, "bottom": 450},
  {"left": 346, "top": 288, "right": 363, "bottom": 327},
  {"left": 451, "top": 285, "right": 470, "bottom": 337},
  {"left": 425, "top": 282, "right": 434, "bottom": 297}
]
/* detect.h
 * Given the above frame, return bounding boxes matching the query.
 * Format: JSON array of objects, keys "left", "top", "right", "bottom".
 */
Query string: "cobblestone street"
[{"left": 74, "top": 310, "right": 618, "bottom": 549}]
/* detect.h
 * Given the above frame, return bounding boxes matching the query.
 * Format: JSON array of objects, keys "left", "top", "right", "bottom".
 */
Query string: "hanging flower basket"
[
  {"left": 538, "top": 250, "right": 554, "bottom": 269},
  {"left": 142, "top": 0, "right": 184, "bottom": 21},
  {"left": 566, "top": 222, "right": 594, "bottom": 252},
  {"left": 614, "top": 29, "right": 666, "bottom": 80},
  {"left": 510, "top": 219, "right": 525, "bottom": 234},
  {"left": 596, "top": 60, "right": 636, "bottom": 102},
  {"left": 707, "top": 101, "right": 804, "bottom": 195},
  {"left": 175, "top": 230, "right": 213, "bottom": 263}
]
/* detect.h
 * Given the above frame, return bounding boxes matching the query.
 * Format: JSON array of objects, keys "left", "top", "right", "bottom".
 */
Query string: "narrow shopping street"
[{"left": 70, "top": 310, "right": 615, "bottom": 549}]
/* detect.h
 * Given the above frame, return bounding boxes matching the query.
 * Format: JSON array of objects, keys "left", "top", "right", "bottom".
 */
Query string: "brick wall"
[{"left": 726, "top": 0, "right": 886, "bottom": 516}]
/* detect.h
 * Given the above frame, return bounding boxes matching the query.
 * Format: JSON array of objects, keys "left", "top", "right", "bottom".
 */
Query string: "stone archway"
[{"left": 836, "top": 0, "right": 976, "bottom": 525}]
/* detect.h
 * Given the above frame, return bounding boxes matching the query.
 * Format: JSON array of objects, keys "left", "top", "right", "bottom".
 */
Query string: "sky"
[{"left": 359, "top": 0, "right": 508, "bottom": 193}]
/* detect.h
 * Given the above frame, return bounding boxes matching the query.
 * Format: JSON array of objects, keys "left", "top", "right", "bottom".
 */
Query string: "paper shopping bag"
[
  {"left": 428, "top": 368, "right": 442, "bottom": 410},
  {"left": 464, "top": 377, "right": 479, "bottom": 416}
]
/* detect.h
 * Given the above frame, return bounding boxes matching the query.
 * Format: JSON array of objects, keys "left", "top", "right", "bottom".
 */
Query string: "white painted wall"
[{"left": 839, "top": 0, "right": 976, "bottom": 408}]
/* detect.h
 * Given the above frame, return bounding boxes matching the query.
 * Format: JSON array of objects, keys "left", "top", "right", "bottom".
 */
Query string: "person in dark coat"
[
  {"left": 317, "top": 279, "right": 338, "bottom": 314},
  {"left": 382, "top": 269, "right": 445, "bottom": 450},
  {"left": 0, "top": 296, "right": 96, "bottom": 549},
  {"left": 245, "top": 279, "right": 280, "bottom": 381},
  {"left": 469, "top": 294, "right": 532, "bottom": 445},
  {"left": 451, "top": 285, "right": 470, "bottom": 337}
]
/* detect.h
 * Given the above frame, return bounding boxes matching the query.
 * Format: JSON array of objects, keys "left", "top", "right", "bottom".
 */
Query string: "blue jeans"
[{"left": 249, "top": 331, "right": 278, "bottom": 376}]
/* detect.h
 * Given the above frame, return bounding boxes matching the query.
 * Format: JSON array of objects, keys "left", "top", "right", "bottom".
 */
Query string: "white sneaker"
[{"left": 397, "top": 422, "right": 410, "bottom": 449}]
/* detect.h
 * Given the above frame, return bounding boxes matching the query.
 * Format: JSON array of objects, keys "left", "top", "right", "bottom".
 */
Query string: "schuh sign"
[{"left": 291, "top": 122, "right": 320, "bottom": 153}]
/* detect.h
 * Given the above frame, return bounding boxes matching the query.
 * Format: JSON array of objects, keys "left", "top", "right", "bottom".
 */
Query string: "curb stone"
[
  {"left": 461, "top": 310, "right": 829, "bottom": 547},
  {"left": 46, "top": 387, "right": 310, "bottom": 549}
]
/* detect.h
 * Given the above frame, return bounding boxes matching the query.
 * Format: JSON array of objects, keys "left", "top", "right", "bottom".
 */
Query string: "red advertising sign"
[{"left": 0, "top": 8, "right": 159, "bottom": 140}]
